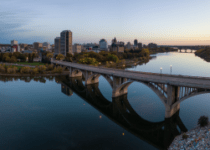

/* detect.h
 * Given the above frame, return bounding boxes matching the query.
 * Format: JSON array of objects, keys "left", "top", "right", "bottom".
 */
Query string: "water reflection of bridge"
[{"left": 57, "top": 76, "right": 188, "bottom": 150}]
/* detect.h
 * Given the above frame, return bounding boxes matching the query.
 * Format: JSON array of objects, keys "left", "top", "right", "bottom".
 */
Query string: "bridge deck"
[{"left": 52, "top": 60, "right": 210, "bottom": 89}]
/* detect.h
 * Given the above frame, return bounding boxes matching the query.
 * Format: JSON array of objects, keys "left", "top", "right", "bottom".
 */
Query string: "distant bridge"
[
  {"left": 160, "top": 45, "right": 210, "bottom": 50},
  {"left": 58, "top": 76, "right": 188, "bottom": 150},
  {"left": 51, "top": 59, "right": 210, "bottom": 118}
]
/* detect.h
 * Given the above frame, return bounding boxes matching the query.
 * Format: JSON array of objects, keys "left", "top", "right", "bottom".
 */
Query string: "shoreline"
[
  {"left": 0, "top": 72, "right": 69, "bottom": 77},
  {"left": 169, "top": 124, "right": 210, "bottom": 149}
]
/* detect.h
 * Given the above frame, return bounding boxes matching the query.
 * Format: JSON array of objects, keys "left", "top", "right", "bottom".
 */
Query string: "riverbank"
[
  {"left": 195, "top": 48, "right": 210, "bottom": 62},
  {"left": 0, "top": 71, "right": 70, "bottom": 76},
  {"left": 169, "top": 124, "right": 210, "bottom": 149}
]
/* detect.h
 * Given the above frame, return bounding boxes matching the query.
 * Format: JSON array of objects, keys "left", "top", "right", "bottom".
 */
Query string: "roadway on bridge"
[{"left": 52, "top": 60, "right": 210, "bottom": 89}]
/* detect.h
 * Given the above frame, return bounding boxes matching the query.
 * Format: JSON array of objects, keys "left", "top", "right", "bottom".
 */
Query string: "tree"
[
  {"left": 56, "top": 54, "right": 65, "bottom": 60},
  {"left": 140, "top": 48, "right": 150, "bottom": 57},
  {"left": 17, "top": 54, "right": 26, "bottom": 62},
  {"left": 66, "top": 53, "right": 73, "bottom": 57},
  {"left": 5, "top": 56, "right": 11, "bottom": 62},
  {"left": 28, "top": 53, "right": 36, "bottom": 62},
  {"left": 10, "top": 56, "right": 17, "bottom": 63},
  {"left": 47, "top": 52, "right": 53, "bottom": 59}
]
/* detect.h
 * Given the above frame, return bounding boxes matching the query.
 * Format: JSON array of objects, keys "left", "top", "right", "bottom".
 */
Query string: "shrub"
[
  {"left": 182, "top": 133, "right": 189, "bottom": 139},
  {"left": 46, "top": 64, "right": 54, "bottom": 71},
  {"left": 52, "top": 66, "right": 63, "bottom": 73},
  {"left": 32, "top": 68, "right": 39, "bottom": 74},
  {"left": 0, "top": 65, "right": 5, "bottom": 73},
  {"left": 20, "top": 67, "right": 31, "bottom": 74},
  {"left": 38, "top": 65, "right": 46, "bottom": 73},
  {"left": 7, "top": 67, "right": 18, "bottom": 74},
  {"left": 198, "top": 116, "right": 209, "bottom": 127}
]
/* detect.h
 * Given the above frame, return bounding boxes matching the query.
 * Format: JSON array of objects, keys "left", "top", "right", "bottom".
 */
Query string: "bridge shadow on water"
[{"left": 56, "top": 76, "right": 188, "bottom": 150}]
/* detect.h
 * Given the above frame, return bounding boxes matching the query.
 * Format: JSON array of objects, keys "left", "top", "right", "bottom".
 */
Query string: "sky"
[{"left": 0, "top": 0, "right": 210, "bottom": 45}]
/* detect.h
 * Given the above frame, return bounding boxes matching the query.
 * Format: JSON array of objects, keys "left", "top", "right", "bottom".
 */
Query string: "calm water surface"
[{"left": 0, "top": 51, "right": 210, "bottom": 150}]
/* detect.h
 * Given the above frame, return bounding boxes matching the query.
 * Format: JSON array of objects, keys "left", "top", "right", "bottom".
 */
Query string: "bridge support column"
[
  {"left": 112, "top": 76, "right": 129, "bottom": 97},
  {"left": 165, "top": 85, "right": 180, "bottom": 118},
  {"left": 69, "top": 67, "right": 83, "bottom": 77}
]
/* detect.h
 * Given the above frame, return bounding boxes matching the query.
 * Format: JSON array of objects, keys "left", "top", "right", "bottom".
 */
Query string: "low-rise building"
[
  {"left": 126, "top": 42, "right": 132, "bottom": 49},
  {"left": 33, "top": 42, "right": 43, "bottom": 50},
  {"left": 148, "top": 43, "right": 158, "bottom": 48},
  {"left": 43, "top": 42, "right": 51, "bottom": 50},
  {"left": 73, "top": 44, "right": 82, "bottom": 53},
  {"left": 111, "top": 43, "right": 124, "bottom": 53}
]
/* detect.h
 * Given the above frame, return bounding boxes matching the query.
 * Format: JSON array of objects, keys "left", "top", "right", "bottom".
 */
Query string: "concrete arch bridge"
[{"left": 51, "top": 59, "right": 210, "bottom": 118}]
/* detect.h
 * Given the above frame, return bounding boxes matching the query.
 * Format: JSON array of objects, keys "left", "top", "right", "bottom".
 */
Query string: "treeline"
[
  {"left": 59, "top": 49, "right": 150, "bottom": 65},
  {"left": 195, "top": 47, "right": 210, "bottom": 62},
  {"left": 0, "top": 64, "right": 65, "bottom": 74},
  {"left": 0, "top": 52, "right": 37, "bottom": 63}
]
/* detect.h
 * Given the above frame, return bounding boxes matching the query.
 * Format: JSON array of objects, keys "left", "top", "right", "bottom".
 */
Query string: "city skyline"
[{"left": 1, "top": 0, "right": 210, "bottom": 45}]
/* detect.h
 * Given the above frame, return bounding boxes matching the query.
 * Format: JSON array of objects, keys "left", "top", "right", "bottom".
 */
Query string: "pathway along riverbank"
[{"left": 169, "top": 124, "right": 210, "bottom": 149}]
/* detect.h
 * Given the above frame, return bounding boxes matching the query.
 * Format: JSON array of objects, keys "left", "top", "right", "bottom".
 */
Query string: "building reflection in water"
[{"left": 56, "top": 75, "right": 188, "bottom": 150}]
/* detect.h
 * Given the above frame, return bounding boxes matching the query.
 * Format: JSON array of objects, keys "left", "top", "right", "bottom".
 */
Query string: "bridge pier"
[
  {"left": 165, "top": 85, "right": 180, "bottom": 118},
  {"left": 112, "top": 76, "right": 132, "bottom": 97},
  {"left": 84, "top": 71, "right": 100, "bottom": 85}
]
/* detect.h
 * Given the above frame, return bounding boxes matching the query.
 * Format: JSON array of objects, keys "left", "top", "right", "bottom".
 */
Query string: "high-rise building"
[
  {"left": 54, "top": 37, "right": 60, "bottom": 55},
  {"left": 99, "top": 39, "right": 108, "bottom": 50},
  {"left": 134, "top": 39, "right": 138, "bottom": 46},
  {"left": 126, "top": 42, "right": 132, "bottom": 49},
  {"left": 137, "top": 43, "right": 142, "bottom": 50},
  {"left": 112, "top": 37, "right": 117, "bottom": 44},
  {"left": 60, "top": 30, "right": 72, "bottom": 56}
]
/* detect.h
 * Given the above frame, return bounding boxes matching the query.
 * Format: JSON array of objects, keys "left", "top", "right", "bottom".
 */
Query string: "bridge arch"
[
  {"left": 85, "top": 73, "right": 101, "bottom": 85},
  {"left": 113, "top": 80, "right": 168, "bottom": 107},
  {"left": 171, "top": 89, "right": 210, "bottom": 110},
  {"left": 70, "top": 68, "right": 84, "bottom": 78}
]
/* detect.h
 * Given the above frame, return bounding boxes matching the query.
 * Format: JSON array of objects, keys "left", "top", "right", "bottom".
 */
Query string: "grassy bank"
[{"left": 15, "top": 62, "right": 45, "bottom": 66}]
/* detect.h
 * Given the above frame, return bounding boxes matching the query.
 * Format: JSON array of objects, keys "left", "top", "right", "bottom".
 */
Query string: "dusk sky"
[{"left": 1, "top": 0, "right": 210, "bottom": 45}]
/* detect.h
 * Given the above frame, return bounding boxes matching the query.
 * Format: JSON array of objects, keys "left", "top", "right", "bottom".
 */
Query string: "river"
[{"left": 0, "top": 50, "right": 210, "bottom": 150}]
